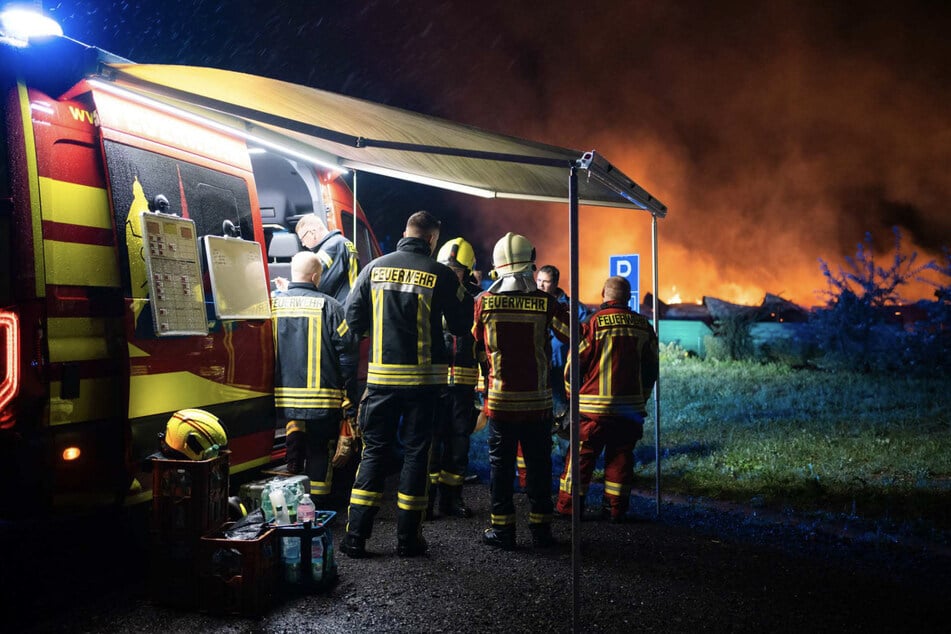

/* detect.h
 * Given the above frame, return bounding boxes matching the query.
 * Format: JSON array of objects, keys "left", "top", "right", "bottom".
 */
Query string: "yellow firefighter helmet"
[
  {"left": 491, "top": 232, "right": 535, "bottom": 277},
  {"left": 436, "top": 237, "right": 476, "bottom": 273},
  {"left": 161, "top": 409, "right": 228, "bottom": 460}
]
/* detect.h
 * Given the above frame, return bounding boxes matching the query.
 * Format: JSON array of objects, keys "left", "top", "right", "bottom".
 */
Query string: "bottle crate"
[
  {"left": 271, "top": 510, "right": 338, "bottom": 593},
  {"left": 199, "top": 522, "right": 278, "bottom": 616},
  {"left": 151, "top": 451, "right": 230, "bottom": 540}
]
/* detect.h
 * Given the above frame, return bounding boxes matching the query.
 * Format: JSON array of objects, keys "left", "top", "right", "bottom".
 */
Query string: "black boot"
[
  {"left": 396, "top": 535, "right": 428, "bottom": 557},
  {"left": 340, "top": 534, "right": 368, "bottom": 558},
  {"left": 530, "top": 523, "right": 557, "bottom": 548},
  {"left": 438, "top": 484, "right": 472, "bottom": 518},
  {"left": 482, "top": 525, "right": 516, "bottom": 550}
]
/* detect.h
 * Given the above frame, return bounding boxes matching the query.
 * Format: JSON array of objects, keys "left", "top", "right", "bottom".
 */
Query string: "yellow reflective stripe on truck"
[
  {"left": 38, "top": 177, "right": 112, "bottom": 228},
  {"left": 17, "top": 81, "right": 46, "bottom": 297},
  {"left": 43, "top": 240, "right": 121, "bottom": 287},
  {"left": 47, "top": 317, "right": 121, "bottom": 362},
  {"left": 48, "top": 376, "right": 123, "bottom": 426},
  {"left": 128, "top": 371, "right": 269, "bottom": 419}
]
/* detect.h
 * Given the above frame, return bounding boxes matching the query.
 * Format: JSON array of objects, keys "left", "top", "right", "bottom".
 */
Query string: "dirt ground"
[{"left": 3, "top": 475, "right": 948, "bottom": 633}]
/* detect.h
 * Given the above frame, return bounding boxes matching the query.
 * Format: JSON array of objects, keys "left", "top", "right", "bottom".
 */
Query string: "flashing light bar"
[
  {"left": 0, "top": 309, "right": 20, "bottom": 427},
  {"left": 0, "top": 7, "right": 63, "bottom": 45},
  {"left": 340, "top": 161, "right": 496, "bottom": 199},
  {"left": 87, "top": 79, "right": 348, "bottom": 175}
]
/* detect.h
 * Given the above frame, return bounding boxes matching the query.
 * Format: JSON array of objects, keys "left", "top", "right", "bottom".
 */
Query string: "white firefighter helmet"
[
  {"left": 436, "top": 237, "right": 476, "bottom": 273},
  {"left": 161, "top": 409, "right": 228, "bottom": 460},
  {"left": 491, "top": 232, "right": 535, "bottom": 277}
]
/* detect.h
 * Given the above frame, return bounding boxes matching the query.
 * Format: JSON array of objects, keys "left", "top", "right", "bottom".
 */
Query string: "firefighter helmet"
[
  {"left": 491, "top": 232, "right": 535, "bottom": 277},
  {"left": 437, "top": 237, "right": 476, "bottom": 273},
  {"left": 161, "top": 409, "right": 228, "bottom": 460}
]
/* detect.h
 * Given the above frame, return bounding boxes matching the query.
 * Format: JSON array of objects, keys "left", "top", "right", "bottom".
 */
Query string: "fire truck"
[{"left": 0, "top": 12, "right": 381, "bottom": 517}]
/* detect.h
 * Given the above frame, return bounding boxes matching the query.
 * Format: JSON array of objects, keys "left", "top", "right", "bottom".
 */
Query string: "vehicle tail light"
[{"left": 0, "top": 309, "right": 20, "bottom": 428}]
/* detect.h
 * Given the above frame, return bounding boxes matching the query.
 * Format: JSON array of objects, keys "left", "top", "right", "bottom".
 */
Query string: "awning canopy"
[{"left": 93, "top": 63, "right": 665, "bottom": 216}]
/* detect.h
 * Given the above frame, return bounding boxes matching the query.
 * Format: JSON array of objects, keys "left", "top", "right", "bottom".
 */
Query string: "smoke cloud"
[{"left": 56, "top": 1, "right": 951, "bottom": 305}]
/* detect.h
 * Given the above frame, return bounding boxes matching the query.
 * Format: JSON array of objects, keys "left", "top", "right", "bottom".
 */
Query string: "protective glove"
[{"left": 332, "top": 417, "right": 357, "bottom": 468}]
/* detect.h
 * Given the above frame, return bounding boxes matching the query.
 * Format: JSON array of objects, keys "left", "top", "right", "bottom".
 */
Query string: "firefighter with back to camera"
[
  {"left": 341, "top": 211, "right": 473, "bottom": 558},
  {"left": 474, "top": 232, "right": 570, "bottom": 549},
  {"left": 556, "top": 276, "right": 658, "bottom": 522},
  {"left": 272, "top": 251, "right": 359, "bottom": 507},
  {"left": 427, "top": 237, "right": 482, "bottom": 520}
]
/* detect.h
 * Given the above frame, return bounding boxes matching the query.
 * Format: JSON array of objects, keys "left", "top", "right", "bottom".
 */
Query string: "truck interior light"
[
  {"left": 62, "top": 446, "right": 82, "bottom": 461},
  {"left": 0, "top": 7, "right": 63, "bottom": 45},
  {"left": 341, "top": 162, "right": 497, "bottom": 198},
  {"left": 87, "top": 80, "right": 347, "bottom": 175}
]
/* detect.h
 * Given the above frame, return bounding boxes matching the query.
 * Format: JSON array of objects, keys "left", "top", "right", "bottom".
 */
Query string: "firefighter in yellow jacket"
[
  {"left": 341, "top": 211, "right": 473, "bottom": 558},
  {"left": 556, "top": 276, "right": 658, "bottom": 522},
  {"left": 272, "top": 251, "right": 358, "bottom": 505}
]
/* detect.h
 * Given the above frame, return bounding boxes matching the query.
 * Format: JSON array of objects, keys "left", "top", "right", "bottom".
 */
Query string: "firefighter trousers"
[
  {"left": 488, "top": 417, "right": 554, "bottom": 530},
  {"left": 556, "top": 415, "right": 644, "bottom": 518},
  {"left": 430, "top": 385, "right": 477, "bottom": 486},
  {"left": 347, "top": 386, "right": 438, "bottom": 545},
  {"left": 301, "top": 411, "right": 342, "bottom": 501}
]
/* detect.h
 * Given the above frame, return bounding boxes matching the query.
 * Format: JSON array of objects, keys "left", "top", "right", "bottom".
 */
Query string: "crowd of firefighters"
[{"left": 270, "top": 209, "right": 658, "bottom": 557}]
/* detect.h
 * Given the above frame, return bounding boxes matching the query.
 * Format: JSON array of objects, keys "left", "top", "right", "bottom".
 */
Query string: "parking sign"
[{"left": 609, "top": 254, "right": 639, "bottom": 311}]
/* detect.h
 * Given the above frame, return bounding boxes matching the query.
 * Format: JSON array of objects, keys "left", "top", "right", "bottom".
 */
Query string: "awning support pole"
[
  {"left": 352, "top": 171, "right": 358, "bottom": 244},
  {"left": 568, "top": 164, "right": 582, "bottom": 634},
  {"left": 652, "top": 212, "right": 661, "bottom": 516}
]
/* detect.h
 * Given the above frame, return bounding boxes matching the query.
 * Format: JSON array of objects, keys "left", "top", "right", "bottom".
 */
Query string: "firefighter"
[
  {"left": 272, "top": 251, "right": 359, "bottom": 506},
  {"left": 474, "top": 232, "right": 570, "bottom": 549},
  {"left": 556, "top": 276, "right": 658, "bottom": 522},
  {"left": 427, "top": 237, "right": 481, "bottom": 520},
  {"left": 341, "top": 211, "right": 473, "bottom": 558},
  {"left": 294, "top": 213, "right": 360, "bottom": 304}
]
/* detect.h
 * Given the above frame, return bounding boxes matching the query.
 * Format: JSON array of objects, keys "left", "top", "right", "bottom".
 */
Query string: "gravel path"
[{"left": 4, "top": 476, "right": 948, "bottom": 633}]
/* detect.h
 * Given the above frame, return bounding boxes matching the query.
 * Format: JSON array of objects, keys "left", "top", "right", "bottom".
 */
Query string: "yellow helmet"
[
  {"left": 491, "top": 232, "right": 535, "bottom": 277},
  {"left": 161, "top": 409, "right": 228, "bottom": 460},
  {"left": 436, "top": 237, "right": 476, "bottom": 273}
]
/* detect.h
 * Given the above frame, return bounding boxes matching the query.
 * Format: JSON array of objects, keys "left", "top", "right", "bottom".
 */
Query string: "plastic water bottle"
[
  {"left": 311, "top": 533, "right": 324, "bottom": 583},
  {"left": 269, "top": 489, "right": 290, "bottom": 525},
  {"left": 282, "top": 535, "right": 301, "bottom": 584},
  {"left": 285, "top": 481, "right": 303, "bottom": 522},
  {"left": 297, "top": 495, "right": 316, "bottom": 523},
  {"left": 260, "top": 482, "right": 275, "bottom": 522}
]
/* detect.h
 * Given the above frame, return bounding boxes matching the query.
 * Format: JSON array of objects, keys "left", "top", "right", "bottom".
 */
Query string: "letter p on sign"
[{"left": 608, "top": 254, "right": 639, "bottom": 311}]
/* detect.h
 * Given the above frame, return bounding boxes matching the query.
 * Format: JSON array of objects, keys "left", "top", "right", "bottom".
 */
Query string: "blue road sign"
[{"left": 609, "top": 254, "right": 640, "bottom": 311}]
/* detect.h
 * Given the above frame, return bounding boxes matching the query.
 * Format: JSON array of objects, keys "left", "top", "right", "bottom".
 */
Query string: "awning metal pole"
[
  {"left": 352, "top": 171, "right": 358, "bottom": 244},
  {"left": 568, "top": 165, "right": 581, "bottom": 634},
  {"left": 651, "top": 213, "right": 661, "bottom": 516}
]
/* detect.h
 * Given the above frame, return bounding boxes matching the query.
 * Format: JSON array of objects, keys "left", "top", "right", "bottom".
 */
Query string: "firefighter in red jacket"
[
  {"left": 340, "top": 211, "right": 473, "bottom": 558},
  {"left": 474, "top": 233, "right": 570, "bottom": 549},
  {"left": 556, "top": 276, "right": 658, "bottom": 522},
  {"left": 427, "top": 237, "right": 482, "bottom": 519}
]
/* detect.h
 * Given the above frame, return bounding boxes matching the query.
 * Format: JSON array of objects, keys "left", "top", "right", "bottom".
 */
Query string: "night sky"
[{"left": 42, "top": 0, "right": 951, "bottom": 305}]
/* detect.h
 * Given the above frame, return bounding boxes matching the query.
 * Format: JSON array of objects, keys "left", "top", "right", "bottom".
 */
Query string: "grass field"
[{"left": 469, "top": 356, "right": 951, "bottom": 532}]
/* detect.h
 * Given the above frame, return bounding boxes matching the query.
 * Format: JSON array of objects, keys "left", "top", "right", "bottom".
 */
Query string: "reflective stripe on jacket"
[
  {"left": 566, "top": 301, "right": 658, "bottom": 420},
  {"left": 474, "top": 288, "right": 570, "bottom": 422},
  {"left": 272, "top": 283, "right": 358, "bottom": 419},
  {"left": 345, "top": 237, "right": 473, "bottom": 388}
]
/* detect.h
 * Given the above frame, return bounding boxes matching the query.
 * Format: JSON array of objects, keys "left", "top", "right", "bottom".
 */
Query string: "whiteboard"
[{"left": 203, "top": 235, "right": 272, "bottom": 320}]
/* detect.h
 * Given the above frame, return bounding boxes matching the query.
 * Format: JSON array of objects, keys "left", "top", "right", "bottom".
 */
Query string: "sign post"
[{"left": 608, "top": 254, "right": 640, "bottom": 310}]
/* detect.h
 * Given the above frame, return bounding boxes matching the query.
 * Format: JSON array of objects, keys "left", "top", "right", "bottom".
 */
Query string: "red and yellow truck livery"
[{"left": 0, "top": 33, "right": 380, "bottom": 517}]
